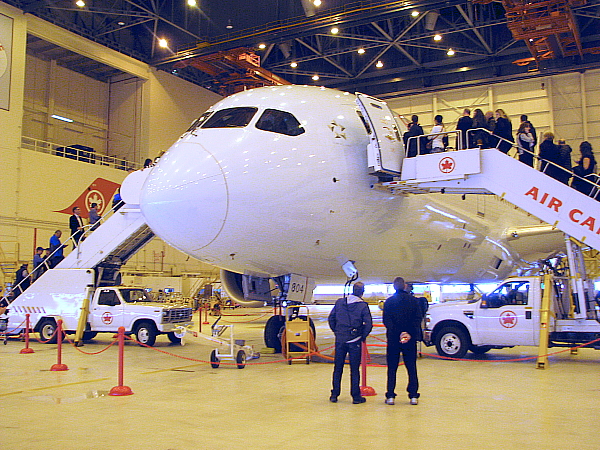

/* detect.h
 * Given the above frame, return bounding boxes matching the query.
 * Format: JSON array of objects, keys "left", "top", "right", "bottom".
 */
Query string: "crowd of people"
[{"left": 402, "top": 109, "right": 599, "bottom": 197}]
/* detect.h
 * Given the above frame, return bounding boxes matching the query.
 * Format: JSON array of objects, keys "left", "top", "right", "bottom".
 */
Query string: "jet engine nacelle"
[{"left": 220, "top": 269, "right": 272, "bottom": 308}]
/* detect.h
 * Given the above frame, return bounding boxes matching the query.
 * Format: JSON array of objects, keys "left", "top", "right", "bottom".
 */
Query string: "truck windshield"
[{"left": 120, "top": 289, "right": 152, "bottom": 303}]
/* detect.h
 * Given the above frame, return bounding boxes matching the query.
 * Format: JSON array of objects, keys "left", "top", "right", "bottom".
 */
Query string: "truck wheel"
[
  {"left": 83, "top": 331, "right": 97, "bottom": 341},
  {"left": 38, "top": 319, "right": 58, "bottom": 344},
  {"left": 210, "top": 349, "right": 220, "bottom": 368},
  {"left": 167, "top": 332, "right": 182, "bottom": 344},
  {"left": 133, "top": 322, "right": 157, "bottom": 346},
  {"left": 236, "top": 350, "right": 246, "bottom": 369},
  {"left": 469, "top": 345, "right": 492, "bottom": 355},
  {"left": 435, "top": 326, "right": 469, "bottom": 359}
]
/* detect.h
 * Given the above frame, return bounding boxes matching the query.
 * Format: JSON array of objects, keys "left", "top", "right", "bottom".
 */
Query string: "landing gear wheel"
[
  {"left": 264, "top": 315, "right": 286, "bottom": 352},
  {"left": 38, "top": 319, "right": 58, "bottom": 344},
  {"left": 236, "top": 350, "right": 246, "bottom": 369},
  {"left": 435, "top": 326, "right": 470, "bottom": 359},
  {"left": 210, "top": 349, "right": 220, "bottom": 368},
  {"left": 133, "top": 322, "right": 157, "bottom": 347},
  {"left": 469, "top": 345, "right": 492, "bottom": 355},
  {"left": 167, "top": 332, "right": 182, "bottom": 344}
]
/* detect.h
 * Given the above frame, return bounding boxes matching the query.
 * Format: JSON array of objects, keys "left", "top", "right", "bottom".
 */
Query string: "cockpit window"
[
  {"left": 256, "top": 109, "right": 305, "bottom": 136},
  {"left": 201, "top": 107, "right": 257, "bottom": 128},
  {"left": 186, "top": 111, "right": 213, "bottom": 134}
]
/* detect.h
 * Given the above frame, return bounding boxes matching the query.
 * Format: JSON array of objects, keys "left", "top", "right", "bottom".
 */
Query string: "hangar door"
[{"left": 356, "top": 93, "right": 404, "bottom": 176}]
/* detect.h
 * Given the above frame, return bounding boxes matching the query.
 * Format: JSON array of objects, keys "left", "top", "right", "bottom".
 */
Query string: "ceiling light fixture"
[
  {"left": 187, "top": 0, "right": 197, "bottom": 6},
  {"left": 357, "top": 48, "right": 365, "bottom": 54},
  {"left": 117, "top": 21, "right": 125, "bottom": 26},
  {"left": 447, "top": 48, "right": 455, "bottom": 56},
  {"left": 258, "top": 43, "right": 266, "bottom": 49},
  {"left": 51, "top": 114, "right": 74, "bottom": 123},
  {"left": 330, "top": 27, "right": 339, "bottom": 35},
  {"left": 226, "top": 19, "right": 233, "bottom": 29},
  {"left": 75, "top": 0, "right": 85, "bottom": 7},
  {"left": 375, "top": 60, "right": 383, "bottom": 68},
  {"left": 434, "top": 34, "right": 442, "bottom": 41},
  {"left": 313, "top": 0, "right": 322, "bottom": 6},
  {"left": 158, "top": 38, "right": 168, "bottom": 48},
  {"left": 411, "top": 11, "right": 419, "bottom": 17},
  {"left": 290, "top": 62, "right": 298, "bottom": 68},
  {"left": 312, "top": 75, "right": 320, "bottom": 81}
]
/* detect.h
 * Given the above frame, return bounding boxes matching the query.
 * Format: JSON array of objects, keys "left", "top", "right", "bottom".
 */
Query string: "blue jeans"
[{"left": 331, "top": 340, "right": 362, "bottom": 400}]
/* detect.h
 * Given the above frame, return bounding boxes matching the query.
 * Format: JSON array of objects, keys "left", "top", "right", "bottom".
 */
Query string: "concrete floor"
[{"left": 1, "top": 305, "right": 599, "bottom": 450}]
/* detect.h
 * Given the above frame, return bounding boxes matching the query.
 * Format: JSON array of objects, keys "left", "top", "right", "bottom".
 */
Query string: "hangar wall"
[
  {"left": 387, "top": 71, "right": 600, "bottom": 156},
  {"left": 0, "top": 4, "right": 222, "bottom": 290}
]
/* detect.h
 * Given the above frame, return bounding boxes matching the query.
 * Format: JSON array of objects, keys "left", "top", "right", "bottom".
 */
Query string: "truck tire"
[
  {"left": 82, "top": 331, "right": 98, "bottom": 341},
  {"left": 167, "top": 332, "right": 182, "bottom": 344},
  {"left": 133, "top": 322, "right": 157, "bottom": 346},
  {"left": 469, "top": 345, "right": 492, "bottom": 355},
  {"left": 435, "top": 326, "right": 469, "bottom": 359},
  {"left": 210, "top": 349, "right": 220, "bottom": 368},
  {"left": 38, "top": 319, "right": 58, "bottom": 344}
]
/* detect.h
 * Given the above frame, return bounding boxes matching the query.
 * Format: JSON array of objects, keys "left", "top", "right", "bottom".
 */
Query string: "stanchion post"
[
  {"left": 360, "top": 341, "right": 376, "bottom": 396},
  {"left": 202, "top": 302, "right": 209, "bottom": 325},
  {"left": 109, "top": 326, "right": 133, "bottom": 396},
  {"left": 50, "top": 319, "right": 68, "bottom": 371},
  {"left": 20, "top": 313, "right": 35, "bottom": 354}
]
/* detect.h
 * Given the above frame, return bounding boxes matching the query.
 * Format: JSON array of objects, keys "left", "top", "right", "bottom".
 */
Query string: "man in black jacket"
[
  {"left": 328, "top": 281, "right": 373, "bottom": 404},
  {"left": 383, "top": 277, "right": 424, "bottom": 405}
]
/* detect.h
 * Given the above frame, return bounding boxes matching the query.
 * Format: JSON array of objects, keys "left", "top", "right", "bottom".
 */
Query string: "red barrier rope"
[{"left": 64, "top": 334, "right": 118, "bottom": 355}]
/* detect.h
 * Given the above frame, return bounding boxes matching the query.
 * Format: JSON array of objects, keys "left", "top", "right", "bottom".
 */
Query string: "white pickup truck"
[
  {"left": 424, "top": 275, "right": 600, "bottom": 358},
  {"left": 6, "top": 268, "right": 193, "bottom": 346}
]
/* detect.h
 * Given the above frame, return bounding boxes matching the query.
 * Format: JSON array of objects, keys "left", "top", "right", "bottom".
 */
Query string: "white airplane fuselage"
[{"left": 139, "top": 85, "right": 546, "bottom": 284}]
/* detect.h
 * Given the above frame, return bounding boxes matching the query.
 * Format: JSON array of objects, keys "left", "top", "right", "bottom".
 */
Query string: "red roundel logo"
[
  {"left": 439, "top": 156, "right": 455, "bottom": 173},
  {"left": 101, "top": 312, "right": 113, "bottom": 325},
  {"left": 499, "top": 310, "right": 517, "bottom": 328}
]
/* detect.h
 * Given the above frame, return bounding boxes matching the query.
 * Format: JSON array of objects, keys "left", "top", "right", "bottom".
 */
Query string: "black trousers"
[
  {"left": 331, "top": 340, "right": 362, "bottom": 399},
  {"left": 386, "top": 339, "right": 419, "bottom": 399}
]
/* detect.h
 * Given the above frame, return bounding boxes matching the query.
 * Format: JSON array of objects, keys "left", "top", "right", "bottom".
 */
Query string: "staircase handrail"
[{"left": 406, "top": 129, "right": 463, "bottom": 155}]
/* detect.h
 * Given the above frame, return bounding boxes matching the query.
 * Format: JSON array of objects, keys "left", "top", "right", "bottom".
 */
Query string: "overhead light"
[
  {"left": 447, "top": 48, "right": 455, "bottom": 56},
  {"left": 313, "top": 0, "right": 321, "bottom": 6},
  {"left": 258, "top": 43, "right": 266, "bottom": 50},
  {"left": 357, "top": 48, "right": 365, "bottom": 54},
  {"left": 290, "top": 62, "right": 298, "bottom": 68},
  {"left": 158, "top": 38, "right": 168, "bottom": 48},
  {"left": 187, "top": 0, "right": 196, "bottom": 6},
  {"left": 226, "top": 19, "right": 233, "bottom": 29},
  {"left": 312, "top": 75, "right": 320, "bottom": 81},
  {"left": 51, "top": 114, "right": 74, "bottom": 123},
  {"left": 375, "top": 60, "right": 383, "bottom": 68},
  {"left": 459, "top": 66, "right": 469, "bottom": 72},
  {"left": 330, "top": 27, "right": 339, "bottom": 35},
  {"left": 411, "top": 11, "right": 419, "bottom": 17},
  {"left": 434, "top": 34, "right": 442, "bottom": 41},
  {"left": 75, "top": 0, "right": 85, "bottom": 7},
  {"left": 117, "top": 21, "right": 125, "bottom": 26}
]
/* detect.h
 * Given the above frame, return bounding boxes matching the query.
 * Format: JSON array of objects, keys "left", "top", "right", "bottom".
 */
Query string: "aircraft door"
[
  {"left": 90, "top": 289, "right": 124, "bottom": 331},
  {"left": 355, "top": 92, "right": 404, "bottom": 176},
  {"left": 474, "top": 281, "right": 535, "bottom": 346}
]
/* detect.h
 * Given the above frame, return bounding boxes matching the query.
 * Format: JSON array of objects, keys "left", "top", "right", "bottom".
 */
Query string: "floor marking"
[{"left": 0, "top": 378, "right": 110, "bottom": 397}]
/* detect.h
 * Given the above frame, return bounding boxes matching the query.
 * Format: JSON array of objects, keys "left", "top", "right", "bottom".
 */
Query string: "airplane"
[{"left": 132, "top": 85, "right": 564, "bottom": 347}]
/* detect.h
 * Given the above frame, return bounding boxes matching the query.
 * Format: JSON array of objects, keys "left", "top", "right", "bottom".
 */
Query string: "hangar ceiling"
[{"left": 7, "top": 0, "right": 600, "bottom": 97}]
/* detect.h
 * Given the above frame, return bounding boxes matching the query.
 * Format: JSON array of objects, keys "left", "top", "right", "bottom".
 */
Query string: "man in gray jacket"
[{"left": 328, "top": 281, "right": 373, "bottom": 404}]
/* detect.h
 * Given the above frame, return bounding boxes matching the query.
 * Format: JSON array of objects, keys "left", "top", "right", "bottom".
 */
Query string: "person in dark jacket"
[
  {"left": 328, "top": 281, "right": 373, "bottom": 404},
  {"left": 383, "top": 277, "right": 424, "bottom": 405},
  {"left": 13, "top": 263, "right": 30, "bottom": 298},
  {"left": 470, "top": 108, "right": 488, "bottom": 148},
  {"left": 403, "top": 115, "right": 425, "bottom": 157},
  {"left": 572, "top": 141, "right": 598, "bottom": 196},
  {"left": 456, "top": 108, "right": 473, "bottom": 149},
  {"left": 556, "top": 139, "right": 573, "bottom": 185},
  {"left": 538, "top": 132, "right": 562, "bottom": 182},
  {"left": 494, "top": 109, "right": 514, "bottom": 154}
]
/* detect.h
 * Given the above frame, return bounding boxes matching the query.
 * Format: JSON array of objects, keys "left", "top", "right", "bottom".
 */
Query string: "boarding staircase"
[{"left": 377, "top": 148, "right": 600, "bottom": 252}]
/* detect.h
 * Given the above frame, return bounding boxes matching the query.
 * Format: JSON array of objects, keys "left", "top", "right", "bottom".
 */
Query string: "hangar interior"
[{"left": 1, "top": 1, "right": 600, "bottom": 447}]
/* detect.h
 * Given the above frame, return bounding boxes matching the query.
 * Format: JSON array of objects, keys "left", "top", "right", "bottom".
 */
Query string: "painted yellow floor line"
[{"left": 0, "top": 377, "right": 110, "bottom": 397}]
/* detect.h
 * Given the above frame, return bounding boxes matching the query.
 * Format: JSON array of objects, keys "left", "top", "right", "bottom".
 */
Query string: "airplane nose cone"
[{"left": 140, "top": 140, "right": 228, "bottom": 252}]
